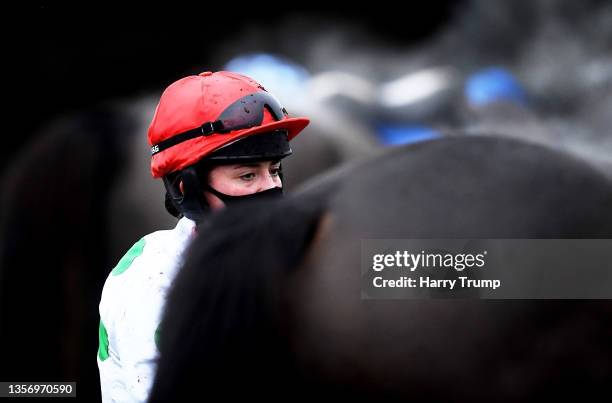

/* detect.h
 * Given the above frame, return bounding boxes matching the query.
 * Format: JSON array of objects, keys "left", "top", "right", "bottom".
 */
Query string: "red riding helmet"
[{"left": 148, "top": 71, "right": 310, "bottom": 178}]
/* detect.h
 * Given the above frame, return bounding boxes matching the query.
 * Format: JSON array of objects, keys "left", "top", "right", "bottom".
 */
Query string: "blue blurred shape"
[
  {"left": 375, "top": 124, "right": 441, "bottom": 146},
  {"left": 465, "top": 67, "right": 527, "bottom": 107},
  {"left": 224, "top": 54, "right": 310, "bottom": 96}
]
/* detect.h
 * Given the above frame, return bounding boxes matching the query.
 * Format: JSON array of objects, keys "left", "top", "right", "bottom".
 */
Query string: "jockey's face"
[{"left": 204, "top": 159, "right": 282, "bottom": 211}]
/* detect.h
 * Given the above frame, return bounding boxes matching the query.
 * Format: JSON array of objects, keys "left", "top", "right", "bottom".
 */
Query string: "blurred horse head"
[{"left": 150, "top": 135, "right": 612, "bottom": 402}]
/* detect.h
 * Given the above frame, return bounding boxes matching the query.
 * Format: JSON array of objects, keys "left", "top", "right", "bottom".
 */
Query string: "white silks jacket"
[{"left": 97, "top": 217, "right": 196, "bottom": 403}]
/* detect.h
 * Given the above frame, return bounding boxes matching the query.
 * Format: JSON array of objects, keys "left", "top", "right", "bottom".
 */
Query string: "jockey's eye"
[{"left": 239, "top": 172, "right": 256, "bottom": 181}]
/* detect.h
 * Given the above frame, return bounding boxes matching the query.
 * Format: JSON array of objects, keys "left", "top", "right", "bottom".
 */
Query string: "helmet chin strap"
[{"left": 205, "top": 185, "right": 284, "bottom": 206}]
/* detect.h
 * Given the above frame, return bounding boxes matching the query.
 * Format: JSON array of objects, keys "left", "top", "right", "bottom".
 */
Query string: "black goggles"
[{"left": 151, "top": 91, "right": 288, "bottom": 156}]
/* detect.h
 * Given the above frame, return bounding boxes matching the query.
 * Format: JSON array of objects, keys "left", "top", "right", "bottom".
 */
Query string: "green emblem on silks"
[
  {"left": 98, "top": 320, "right": 109, "bottom": 361},
  {"left": 154, "top": 324, "right": 161, "bottom": 350},
  {"left": 111, "top": 238, "right": 146, "bottom": 276}
]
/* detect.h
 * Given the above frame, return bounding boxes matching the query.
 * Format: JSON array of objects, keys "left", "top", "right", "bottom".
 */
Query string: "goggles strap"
[{"left": 151, "top": 120, "right": 224, "bottom": 156}]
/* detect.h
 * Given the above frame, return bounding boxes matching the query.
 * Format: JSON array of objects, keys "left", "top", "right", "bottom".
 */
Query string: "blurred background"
[{"left": 1, "top": 1, "right": 611, "bottom": 401}]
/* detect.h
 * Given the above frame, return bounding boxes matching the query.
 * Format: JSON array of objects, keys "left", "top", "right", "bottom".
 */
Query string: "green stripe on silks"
[
  {"left": 154, "top": 325, "right": 161, "bottom": 350},
  {"left": 111, "top": 237, "right": 146, "bottom": 276},
  {"left": 98, "top": 320, "right": 110, "bottom": 361}
]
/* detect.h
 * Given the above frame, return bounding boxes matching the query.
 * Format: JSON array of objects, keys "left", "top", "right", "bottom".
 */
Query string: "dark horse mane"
[{"left": 150, "top": 135, "right": 612, "bottom": 403}]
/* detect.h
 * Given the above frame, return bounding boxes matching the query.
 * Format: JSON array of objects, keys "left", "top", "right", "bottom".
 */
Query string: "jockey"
[{"left": 97, "top": 71, "right": 309, "bottom": 403}]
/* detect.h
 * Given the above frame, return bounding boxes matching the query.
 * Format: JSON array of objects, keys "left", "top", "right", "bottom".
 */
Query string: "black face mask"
[{"left": 205, "top": 186, "right": 284, "bottom": 206}]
